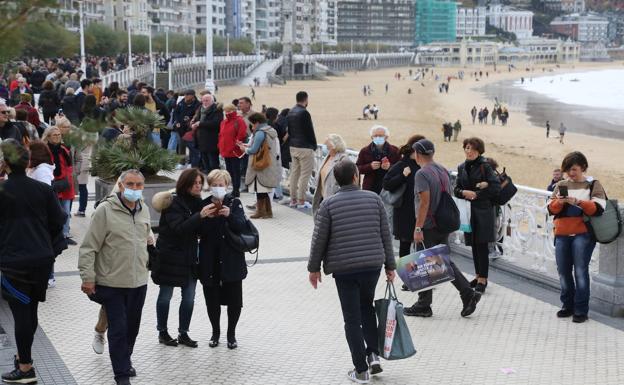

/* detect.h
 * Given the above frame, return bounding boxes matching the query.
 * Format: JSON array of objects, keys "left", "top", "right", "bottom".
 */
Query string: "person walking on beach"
[
  {"left": 453, "top": 120, "right": 462, "bottom": 142},
  {"left": 471, "top": 106, "right": 477, "bottom": 124},
  {"left": 308, "top": 159, "right": 396, "bottom": 384},
  {"left": 491, "top": 107, "right": 497, "bottom": 125},
  {"left": 559, "top": 123, "right": 567, "bottom": 144},
  {"left": 546, "top": 120, "right": 551, "bottom": 138},
  {"left": 403, "top": 139, "right": 482, "bottom": 318}
]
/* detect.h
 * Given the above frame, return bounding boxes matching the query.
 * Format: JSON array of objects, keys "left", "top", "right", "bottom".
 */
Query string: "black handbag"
[
  {"left": 224, "top": 218, "right": 260, "bottom": 266},
  {"left": 52, "top": 177, "right": 70, "bottom": 193}
]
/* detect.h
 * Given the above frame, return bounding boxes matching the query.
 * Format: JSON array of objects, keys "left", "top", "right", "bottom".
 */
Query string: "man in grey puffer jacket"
[{"left": 308, "top": 159, "right": 396, "bottom": 384}]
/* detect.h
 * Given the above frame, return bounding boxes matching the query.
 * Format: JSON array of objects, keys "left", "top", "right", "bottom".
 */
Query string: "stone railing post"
[{"left": 591, "top": 205, "right": 624, "bottom": 316}]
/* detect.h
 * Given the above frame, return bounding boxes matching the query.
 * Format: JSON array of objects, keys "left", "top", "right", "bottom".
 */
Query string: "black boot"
[
  {"left": 158, "top": 331, "right": 178, "bottom": 347},
  {"left": 177, "top": 333, "right": 198, "bottom": 348}
]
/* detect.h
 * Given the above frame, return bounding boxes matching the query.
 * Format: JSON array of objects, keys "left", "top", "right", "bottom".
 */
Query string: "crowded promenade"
[{"left": 1, "top": 55, "right": 624, "bottom": 385}]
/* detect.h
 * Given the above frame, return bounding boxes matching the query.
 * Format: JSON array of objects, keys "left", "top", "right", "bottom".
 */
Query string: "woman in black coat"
[
  {"left": 153, "top": 168, "right": 210, "bottom": 348},
  {"left": 199, "top": 169, "right": 248, "bottom": 350},
  {"left": 39, "top": 80, "right": 60, "bottom": 124},
  {"left": 454, "top": 137, "right": 501, "bottom": 293},
  {"left": 382, "top": 134, "right": 424, "bottom": 257}
]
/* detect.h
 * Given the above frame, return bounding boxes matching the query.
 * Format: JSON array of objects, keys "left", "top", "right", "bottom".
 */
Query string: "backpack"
[
  {"left": 426, "top": 167, "right": 460, "bottom": 233},
  {"left": 480, "top": 163, "right": 517, "bottom": 206},
  {"left": 584, "top": 181, "right": 622, "bottom": 244}
]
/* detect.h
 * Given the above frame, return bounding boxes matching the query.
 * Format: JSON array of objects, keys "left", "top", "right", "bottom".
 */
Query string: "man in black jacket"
[
  {"left": 308, "top": 160, "right": 395, "bottom": 384},
  {"left": 171, "top": 90, "right": 201, "bottom": 168},
  {"left": 192, "top": 94, "right": 222, "bottom": 173},
  {"left": 0, "top": 139, "right": 67, "bottom": 384},
  {"left": 287, "top": 91, "right": 317, "bottom": 208}
]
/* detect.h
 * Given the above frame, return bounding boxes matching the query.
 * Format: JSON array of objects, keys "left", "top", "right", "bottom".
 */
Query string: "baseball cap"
[{"left": 412, "top": 139, "right": 435, "bottom": 155}]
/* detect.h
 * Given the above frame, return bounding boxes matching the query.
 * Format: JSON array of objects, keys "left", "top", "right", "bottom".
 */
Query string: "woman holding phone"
[
  {"left": 548, "top": 151, "right": 607, "bottom": 323},
  {"left": 198, "top": 169, "right": 248, "bottom": 349}
]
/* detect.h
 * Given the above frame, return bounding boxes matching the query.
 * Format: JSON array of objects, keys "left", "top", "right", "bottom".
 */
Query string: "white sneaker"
[
  {"left": 47, "top": 278, "right": 56, "bottom": 288},
  {"left": 92, "top": 332, "right": 106, "bottom": 354},
  {"left": 347, "top": 369, "right": 370, "bottom": 384},
  {"left": 296, "top": 202, "right": 312, "bottom": 209}
]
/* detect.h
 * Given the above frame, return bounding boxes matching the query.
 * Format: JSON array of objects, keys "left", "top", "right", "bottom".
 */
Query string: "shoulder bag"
[
  {"left": 380, "top": 184, "right": 406, "bottom": 208},
  {"left": 251, "top": 136, "right": 271, "bottom": 171},
  {"left": 584, "top": 181, "right": 622, "bottom": 244}
]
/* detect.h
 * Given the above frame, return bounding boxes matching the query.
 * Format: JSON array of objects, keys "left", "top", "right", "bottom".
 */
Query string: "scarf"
[{"left": 48, "top": 143, "right": 71, "bottom": 177}]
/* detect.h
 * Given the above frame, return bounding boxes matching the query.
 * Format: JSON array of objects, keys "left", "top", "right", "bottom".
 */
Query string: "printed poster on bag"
[
  {"left": 397, "top": 244, "right": 456, "bottom": 292},
  {"left": 383, "top": 299, "right": 397, "bottom": 359}
]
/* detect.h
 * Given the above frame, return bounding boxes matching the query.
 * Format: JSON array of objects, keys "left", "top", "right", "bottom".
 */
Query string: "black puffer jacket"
[
  {"left": 454, "top": 156, "right": 501, "bottom": 244},
  {"left": 382, "top": 156, "right": 420, "bottom": 241},
  {"left": 286, "top": 104, "right": 317, "bottom": 150},
  {"left": 153, "top": 194, "right": 202, "bottom": 287},
  {"left": 0, "top": 172, "right": 67, "bottom": 269},
  {"left": 198, "top": 194, "right": 248, "bottom": 286}
]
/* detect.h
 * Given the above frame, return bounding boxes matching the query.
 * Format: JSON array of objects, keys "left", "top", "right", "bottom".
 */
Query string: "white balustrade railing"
[
  {"left": 101, "top": 62, "right": 155, "bottom": 89},
  {"left": 283, "top": 145, "right": 599, "bottom": 282},
  {"left": 171, "top": 55, "right": 259, "bottom": 67}
]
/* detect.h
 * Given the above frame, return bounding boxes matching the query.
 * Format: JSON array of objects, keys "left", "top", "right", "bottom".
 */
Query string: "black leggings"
[
  {"left": 203, "top": 285, "right": 242, "bottom": 342},
  {"left": 472, "top": 242, "right": 490, "bottom": 279},
  {"left": 8, "top": 300, "right": 39, "bottom": 364}
]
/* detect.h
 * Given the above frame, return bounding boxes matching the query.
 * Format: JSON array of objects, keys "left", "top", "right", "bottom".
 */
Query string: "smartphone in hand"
[{"left": 559, "top": 185, "right": 568, "bottom": 197}]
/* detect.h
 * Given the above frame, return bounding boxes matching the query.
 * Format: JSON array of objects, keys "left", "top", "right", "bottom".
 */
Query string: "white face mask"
[{"left": 211, "top": 186, "right": 227, "bottom": 200}]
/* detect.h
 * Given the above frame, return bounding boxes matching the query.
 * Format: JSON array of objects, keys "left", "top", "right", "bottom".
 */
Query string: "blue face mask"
[
  {"left": 372, "top": 137, "right": 386, "bottom": 146},
  {"left": 122, "top": 188, "right": 143, "bottom": 202}
]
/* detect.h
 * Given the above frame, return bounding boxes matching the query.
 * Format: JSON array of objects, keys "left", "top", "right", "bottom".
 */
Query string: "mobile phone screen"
[{"left": 559, "top": 186, "right": 568, "bottom": 197}]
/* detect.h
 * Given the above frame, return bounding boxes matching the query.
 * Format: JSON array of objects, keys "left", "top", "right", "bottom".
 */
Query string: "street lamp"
[
  {"left": 205, "top": 0, "right": 215, "bottom": 92},
  {"left": 166, "top": 27, "right": 169, "bottom": 59},
  {"left": 77, "top": 0, "right": 86, "bottom": 76},
  {"left": 126, "top": 8, "right": 133, "bottom": 69}
]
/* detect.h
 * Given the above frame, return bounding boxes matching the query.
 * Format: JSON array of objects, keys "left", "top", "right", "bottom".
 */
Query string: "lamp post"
[
  {"left": 165, "top": 27, "right": 169, "bottom": 59},
  {"left": 148, "top": 24, "right": 153, "bottom": 63},
  {"left": 192, "top": 33, "right": 196, "bottom": 57},
  {"left": 205, "top": 0, "right": 215, "bottom": 92},
  {"left": 126, "top": 8, "right": 133, "bottom": 69},
  {"left": 226, "top": 33, "right": 230, "bottom": 58},
  {"left": 78, "top": 0, "right": 86, "bottom": 76}
]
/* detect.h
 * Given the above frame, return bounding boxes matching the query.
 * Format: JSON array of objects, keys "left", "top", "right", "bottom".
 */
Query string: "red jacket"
[
  {"left": 218, "top": 112, "right": 247, "bottom": 158},
  {"left": 50, "top": 144, "right": 75, "bottom": 201},
  {"left": 15, "top": 102, "right": 41, "bottom": 128}
]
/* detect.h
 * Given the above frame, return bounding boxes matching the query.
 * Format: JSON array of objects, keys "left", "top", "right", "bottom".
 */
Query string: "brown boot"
[
  {"left": 264, "top": 196, "right": 273, "bottom": 219},
  {"left": 250, "top": 196, "right": 266, "bottom": 219}
]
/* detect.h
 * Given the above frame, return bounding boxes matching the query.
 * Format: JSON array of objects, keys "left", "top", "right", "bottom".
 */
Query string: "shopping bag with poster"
[
  {"left": 374, "top": 282, "right": 417, "bottom": 360},
  {"left": 396, "top": 244, "right": 456, "bottom": 292}
]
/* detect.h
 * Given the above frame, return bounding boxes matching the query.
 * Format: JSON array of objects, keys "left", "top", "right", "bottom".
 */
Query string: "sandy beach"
[{"left": 217, "top": 61, "right": 624, "bottom": 199}]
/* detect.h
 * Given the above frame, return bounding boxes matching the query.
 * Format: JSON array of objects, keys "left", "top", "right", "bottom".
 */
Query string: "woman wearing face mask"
[
  {"left": 198, "top": 169, "right": 248, "bottom": 349},
  {"left": 312, "top": 134, "right": 349, "bottom": 215},
  {"left": 453, "top": 137, "right": 501, "bottom": 294},
  {"left": 151, "top": 168, "right": 214, "bottom": 348}
]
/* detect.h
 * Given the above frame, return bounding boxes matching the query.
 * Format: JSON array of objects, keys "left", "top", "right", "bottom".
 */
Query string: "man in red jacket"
[{"left": 355, "top": 125, "right": 400, "bottom": 194}]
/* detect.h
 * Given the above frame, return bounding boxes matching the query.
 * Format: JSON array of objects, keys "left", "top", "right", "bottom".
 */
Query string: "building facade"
[
  {"left": 194, "top": 0, "right": 227, "bottom": 37},
  {"left": 415, "top": 0, "right": 457, "bottom": 45},
  {"left": 255, "top": 0, "right": 281, "bottom": 45},
  {"left": 55, "top": 0, "right": 105, "bottom": 32},
  {"left": 337, "top": 0, "right": 415, "bottom": 47},
  {"left": 561, "top": 0, "right": 585, "bottom": 13},
  {"left": 456, "top": 7, "right": 486, "bottom": 38},
  {"left": 488, "top": 5, "right": 533, "bottom": 39},
  {"left": 416, "top": 38, "right": 580, "bottom": 66},
  {"left": 550, "top": 14, "right": 609, "bottom": 43}
]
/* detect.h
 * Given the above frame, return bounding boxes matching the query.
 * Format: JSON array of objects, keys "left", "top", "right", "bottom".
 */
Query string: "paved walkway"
[
  {"left": 2, "top": 190, "right": 624, "bottom": 385},
  {"left": 238, "top": 58, "right": 282, "bottom": 86}
]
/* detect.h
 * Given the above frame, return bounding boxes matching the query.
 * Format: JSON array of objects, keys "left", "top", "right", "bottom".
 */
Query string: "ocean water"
[
  {"left": 515, "top": 69, "right": 624, "bottom": 111},
  {"left": 480, "top": 69, "right": 624, "bottom": 140}
]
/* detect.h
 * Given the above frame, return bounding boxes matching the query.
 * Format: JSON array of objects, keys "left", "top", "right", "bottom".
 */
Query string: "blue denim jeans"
[
  {"left": 59, "top": 199, "right": 71, "bottom": 237},
  {"left": 555, "top": 233, "right": 596, "bottom": 315},
  {"left": 78, "top": 184, "right": 88, "bottom": 213},
  {"left": 167, "top": 131, "right": 179, "bottom": 152},
  {"left": 156, "top": 278, "right": 197, "bottom": 333}
]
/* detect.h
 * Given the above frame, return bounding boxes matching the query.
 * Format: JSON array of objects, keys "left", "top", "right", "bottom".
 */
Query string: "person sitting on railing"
[
  {"left": 548, "top": 151, "right": 607, "bottom": 324},
  {"left": 355, "top": 125, "right": 400, "bottom": 195}
]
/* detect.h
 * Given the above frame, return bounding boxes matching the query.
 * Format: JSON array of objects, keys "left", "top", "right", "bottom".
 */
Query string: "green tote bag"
[{"left": 375, "top": 282, "right": 417, "bottom": 360}]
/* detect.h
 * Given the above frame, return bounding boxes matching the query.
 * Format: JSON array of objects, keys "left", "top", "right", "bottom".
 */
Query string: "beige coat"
[
  {"left": 312, "top": 151, "right": 349, "bottom": 215},
  {"left": 78, "top": 194, "right": 151, "bottom": 288}
]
